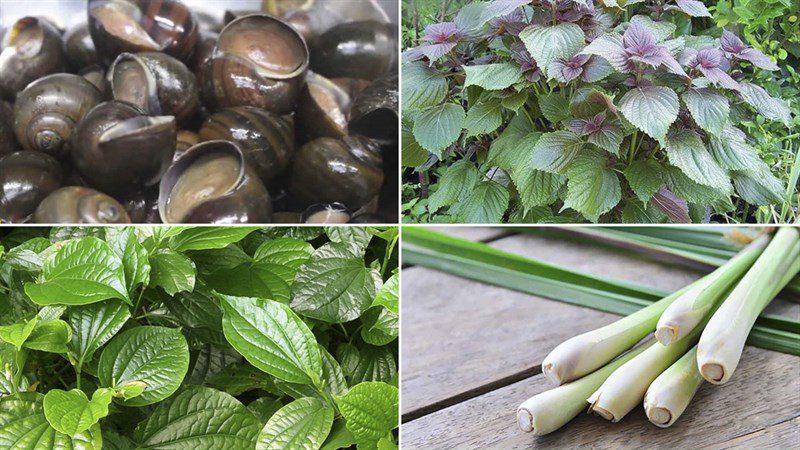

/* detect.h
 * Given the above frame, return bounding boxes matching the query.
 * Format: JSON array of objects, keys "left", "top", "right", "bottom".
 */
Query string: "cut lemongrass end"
[
  {"left": 643, "top": 346, "right": 704, "bottom": 428},
  {"left": 655, "top": 235, "right": 769, "bottom": 346},
  {"left": 697, "top": 229, "right": 800, "bottom": 384},
  {"left": 518, "top": 340, "right": 653, "bottom": 435}
]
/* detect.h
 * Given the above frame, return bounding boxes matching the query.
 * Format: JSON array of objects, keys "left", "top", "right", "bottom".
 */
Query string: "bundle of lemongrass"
[{"left": 517, "top": 227, "right": 800, "bottom": 435}]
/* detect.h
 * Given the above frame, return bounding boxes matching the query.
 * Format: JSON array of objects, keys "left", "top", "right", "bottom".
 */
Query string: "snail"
[
  {"left": 0, "top": 151, "right": 63, "bottom": 223},
  {"left": 158, "top": 140, "right": 273, "bottom": 224},
  {"left": 301, "top": 203, "right": 351, "bottom": 223},
  {"left": 0, "top": 17, "right": 66, "bottom": 100},
  {"left": 13, "top": 73, "right": 104, "bottom": 158},
  {"left": 64, "top": 23, "right": 99, "bottom": 71},
  {"left": 33, "top": 186, "right": 131, "bottom": 223},
  {"left": 295, "top": 72, "right": 352, "bottom": 142},
  {"left": 0, "top": 102, "right": 22, "bottom": 156},
  {"left": 198, "top": 106, "right": 294, "bottom": 184},
  {"left": 310, "top": 20, "right": 396, "bottom": 81},
  {"left": 72, "top": 101, "right": 176, "bottom": 196},
  {"left": 349, "top": 74, "right": 399, "bottom": 145}
]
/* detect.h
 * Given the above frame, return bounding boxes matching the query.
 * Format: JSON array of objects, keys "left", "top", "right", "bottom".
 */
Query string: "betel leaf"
[
  {"left": 402, "top": 63, "right": 448, "bottom": 111},
  {"left": 428, "top": 160, "right": 480, "bottom": 213},
  {"left": 255, "top": 397, "right": 334, "bottom": 450},
  {"left": 149, "top": 249, "right": 196, "bottom": 295},
  {"left": 665, "top": 129, "right": 731, "bottom": 192},
  {"left": 0, "top": 317, "right": 39, "bottom": 350},
  {"left": 683, "top": 88, "right": 729, "bottom": 136},
  {"left": 43, "top": 388, "right": 113, "bottom": 437},
  {"left": 133, "top": 386, "right": 261, "bottom": 449},
  {"left": 455, "top": 181, "right": 509, "bottom": 223},
  {"left": 412, "top": 103, "right": 465, "bottom": 157},
  {"left": 324, "top": 229, "right": 372, "bottom": 254},
  {"left": 624, "top": 159, "right": 664, "bottom": 203},
  {"left": 563, "top": 148, "right": 622, "bottom": 222},
  {"left": 360, "top": 307, "right": 398, "bottom": 346},
  {"left": 463, "top": 100, "right": 503, "bottom": 137},
  {"left": 23, "top": 319, "right": 71, "bottom": 353},
  {"left": 463, "top": 63, "right": 524, "bottom": 90},
  {"left": 3, "top": 237, "right": 50, "bottom": 272},
  {"left": 207, "top": 363, "right": 275, "bottom": 396},
  {"left": 732, "top": 170, "right": 785, "bottom": 205},
  {"left": 348, "top": 345, "right": 397, "bottom": 385},
  {"left": 68, "top": 299, "right": 130, "bottom": 369},
  {"left": 529, "top": 130, "right": 584, "bottom": 174},
  {"left": 160, "top": 284, "right": 223, "bottom": 339},
  {"left": 619, "top": 86, "right": 678, "bottom": 144},
  {"left": 97, "top": 326, "right": 189, "bottom": 406},
  {"left": 291, "top": 243, "right": 381, "bottom": 323},
  {"left": 519, "top": 23, "right": 585, "bottom": 78},
  {"left": 24, "top": 237, "right": 129, "bottom": 306},
  {"left": 321, "top": 420, "right": 356, "bottom": 450},
  {"left": 218, "top": 293, "right": 323, "bottom": 385},
  {"left": 169, "top": 227, "right": 259, "bottom": 252},
  {"left": 248, "top": 397, "right": 283, "bottom": 423},
  {"left": 0, "top": 393, "right": 102, "bottom": 449},
  {"left": 107, "top": 228, "right": 150, "bottom": 294},
  {"left": 372, "top": 274, "right": 398, "bottom": 314},
  {"left": 335, "top": 382, "right": 399, "bottom": 447},
  {"left": 513, "top": 170, "right": 565, "bottom": 212}
]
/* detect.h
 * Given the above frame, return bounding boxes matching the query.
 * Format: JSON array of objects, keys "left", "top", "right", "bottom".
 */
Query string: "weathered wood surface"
[{"left": 400, "top": 227, "right": 800, "bottom": 449}]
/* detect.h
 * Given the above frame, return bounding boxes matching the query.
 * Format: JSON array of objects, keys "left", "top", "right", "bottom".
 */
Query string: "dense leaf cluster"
[
  {"left": 402, "top": 0, "right": 796, "bottom": 223},
  {"left": 0, "top": 226, "right": 399, "bottom": 449}
]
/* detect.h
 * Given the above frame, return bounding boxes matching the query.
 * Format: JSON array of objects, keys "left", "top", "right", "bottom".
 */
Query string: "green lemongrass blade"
[
  {"left": 606, "top": 227, "right": 740, "bottom": 253},
  {"left": 402, "top": 228, "right": 663, "bottom": 300},
  {"left": 655, "top": 235, "right": 770, "bottom": 345},
  {"left": 643, "top": 346, "right": 703, "bottom": 428},
  {"left": 404, "top": 229, "right": 800, "bottom": 356},
  {"left": 748, "top": 326, "right": 800, "bottom": 355},
  {"left": 698, "top": 229, "right": 800, "bottom": 384},
  {"left": 517, "top": 339, "right": 654, "bottom": 436}
]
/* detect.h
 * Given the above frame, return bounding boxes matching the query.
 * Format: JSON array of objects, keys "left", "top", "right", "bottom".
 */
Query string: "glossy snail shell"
[
  {"left": 301, "top": 202, "right": 351, "bottom": 224},
  {"left": 349, "top": 74, "right": 398, "bottom": 145},
  {"left": 201, "top": 14, "right": 309, "bottom": 115},
  {"left": 0, "top": 151, "right": 63, "bottom": 223},
  {"left": 64, "top": 23, "right": 99, "bottom": 71},
  {"left": 158, "top": 140, "right": 273, "bottom": 224},
  {"left": 198, "top": 106, "right": 294, "bottom": 184},
  {"left": 0, "top": 17, "right": 66, "bottom": 100},
  {"left": 13, "top": 73, "right": 104, "bottom": 158},
  {"left": 296, "top": 72, "right": 352, "bottom": 142},
  {"left": 289, "top": 135, "right": 384, "bottom": 210},
  {"left": 108, "top": 52, "right": 200, "bottom": 125},
  {"left": 310, "top": 20, "right": 396, "bottom": 81},
  {"left": 33, "top": 186, "right": 131, "bottom": 223},
  {"left": 0, "top": 102, "right": 22, "bottom": 156},
  {"left": 72, "top": 101, "right": 176, "bottom": 196}
]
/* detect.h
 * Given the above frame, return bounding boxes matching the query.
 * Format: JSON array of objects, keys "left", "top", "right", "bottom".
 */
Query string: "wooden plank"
[
  {"left": 401, "top": 346, "right": 800, "bottom": 449},
  {"left": 400, "top": 233, "right": 705, "bottom": 416},
  {"left": 708, "top": 416, "right": 800, "bottom": 450}
]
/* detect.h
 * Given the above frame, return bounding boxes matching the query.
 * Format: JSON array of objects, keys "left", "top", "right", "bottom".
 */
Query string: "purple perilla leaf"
[
  {"left": 684, "top": 47, "right": 741, "bottom": 91},
  {"left": 623, "top": 23, "right": 688, "bottom": 77},
  {"left": 511, "top": 42, "right": 542, "bottom": 82},
  {"left": 673, "top": 0, "right": 712, "bottom": 18},
  {"left": 490, "top": 10, "right": 528, "bottom": 36},
  {"left": 408, "top": 22, "right": 463, "bottom": 65},
  {"left": 720, "top": 30, "right": 779, "bottom": 71},
  {"left": 650, "top": 185, "right": 690, "bottom": 223}
]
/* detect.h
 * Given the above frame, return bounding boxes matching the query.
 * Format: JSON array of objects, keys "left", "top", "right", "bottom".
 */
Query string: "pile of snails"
[{"left": 0, "top": 0, "right": 398, "bottom": 224}]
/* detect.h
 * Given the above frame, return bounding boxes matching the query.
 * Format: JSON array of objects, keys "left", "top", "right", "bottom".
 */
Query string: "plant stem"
[{"left": 643, "top": 345, "right": 704, "bottom": 427}]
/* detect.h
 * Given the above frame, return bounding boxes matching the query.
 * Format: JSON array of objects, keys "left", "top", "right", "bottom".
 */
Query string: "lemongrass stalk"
[
  {"left": 643, "top": 345, "right": 703, "bottom": 427},
  {"left": 541, "top": 284, "right": 692, "bottom": 385},
  {"left": 655, "top": 235, "right": 770, "bottom": 345},
  {"left": 697, "top": 228, "right": 800, "bottom": 384},
  {"left": 517, "top": 339, "right": 654, "bottom": 435}
]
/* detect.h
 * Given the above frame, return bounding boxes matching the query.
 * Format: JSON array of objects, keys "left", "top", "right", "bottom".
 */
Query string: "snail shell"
[
  {"left": 87, "top": 0, "right": 198, "bottom": 65},
  {"left": 13, "top": 73, "right": 104, "bottom": 158},
  {"left": 174, "top": 129, "right": 199, "bottom": 160},
  {"left": 72, "top": 101, "right": 176, "bottom": 196},
  {"left": 198, "top": 106, "right": 294, "bottom": 184},
  {"left": 301, "top": 202, "right": 351, "bottom": 224},
  {"left": 33, "top": 186, "right": 131, "bottom": 223},
  {"left": 288, "top": 135, "right": 384, "bottom": 210},
  {"left": 310, "top": 20, "right": 396, "bottom": 81},
  {"left": 64, "top": 22, "right": 99, "bottom": 71},
  {"left": 0, "top": 17, "right": 66, "bottom": 100},
  {"left": 0, "top": 102, "right": 22, "bottom": 156},
  {"left": 0, "top": 151, "right": 63, "bottom": 223},
  {"left": 296, "top": 72, "right": 351, "bottom": 142},
  {"left": 201, "top": 14, "right": 309, "bottom": 115},
  {"left": 108, "top": 52, "right": 200, "bottom": 125},
  {"left": 158, "top": 140, "right": 273, "bottom": 224},
  {"left": 349, "top": 74, "right": 398, "bottom": 145}
]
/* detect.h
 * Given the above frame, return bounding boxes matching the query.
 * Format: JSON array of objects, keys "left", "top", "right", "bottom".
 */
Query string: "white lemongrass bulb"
[
  {"left": 517, "top": 340, "right": 653, "bottom": 435},
  {"left": 655, "top": 235, "right": 770, "bottom": 345},
  {"left": 697, "top": 228, "right": 800, "bottom": 385},
  {"left": 644, "top": 346, "right": 704, "bottom": 427},
  {"left": 587, "top": 331, "right": 697, "bottom": 422},
  {"left": 542, "top": 285, "right": 690, "bottom": 385}
]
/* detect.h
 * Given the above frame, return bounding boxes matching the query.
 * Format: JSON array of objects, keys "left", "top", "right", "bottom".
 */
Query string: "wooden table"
[{"left": 400, "top": 227, "right": 800, "bottom": 449}]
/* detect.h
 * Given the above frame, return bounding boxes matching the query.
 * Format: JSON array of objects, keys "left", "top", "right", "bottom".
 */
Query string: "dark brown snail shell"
[
  {"left": 108, "top": 52, "right": 200, "bottom": 125},
  {"left": 0, "top": 102, "right": 22, "bottom": 156},
  {"left": 289, "top": 135, "right": 383, "bottom": 210},
  {"left": 198, "top": 107, "right": 294, "bottom": 184},
  {"left": 0, "top": 17, "right": 66, "bottom": 100},
  {"left": 79, "top": 65, "right": 110, "bottom": 97},
  {"left": 158, "top": 140, "right": 273, "bottom": 224},
  {"left": 349, "top": 213, "right": 385, "bottom": 224},
  {"left": 175, "top": 129, "right": 199, "bottom": 160},
  {"left": 201, "top": 14, "right": 309, "bottom": 115},
  {"left": 0, "top": 151, "right": 63, "bottom": 223},
  {"left": 64, "top": 23, "right": 99, "bottom": 71},
  {"left": 296, "top": 72, "right": 352, "bottom": 142},
  {"left": 121, "top": 187, "right": 160, "bottom": 223},
  {"left": 191, "top": 31, "right": 219, "bottom": 78},
  {"left": 13, "top": 73, "right": 104, "bottom": 158},
  {"left": 33, "top": 186, "right": 131, "bottom": 223},
  {"left": 349, "top": 74, "right": 398, "bottom": 145},
  {"left": 310, "top": 20, "right": 396, "bottom": 81},
  {"left": 301, "top": 202, "right": 351, "bottom": 223},
  {"left": 72, "top": 101, "right": 176, "bottom": 196},
  {"left": 87, "top": 0, "right": 198, "bottom": 65},
  {"left": 272, "top": 211, "right": 303, "bottom": 223}
]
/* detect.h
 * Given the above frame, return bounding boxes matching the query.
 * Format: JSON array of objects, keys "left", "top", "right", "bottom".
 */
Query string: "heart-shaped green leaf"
[
  {"left": 43, "top": 388, "right": 113, "bottom": 437},
  {"left": 256, "top": 397, "right": 334, "bottom": 450}
]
